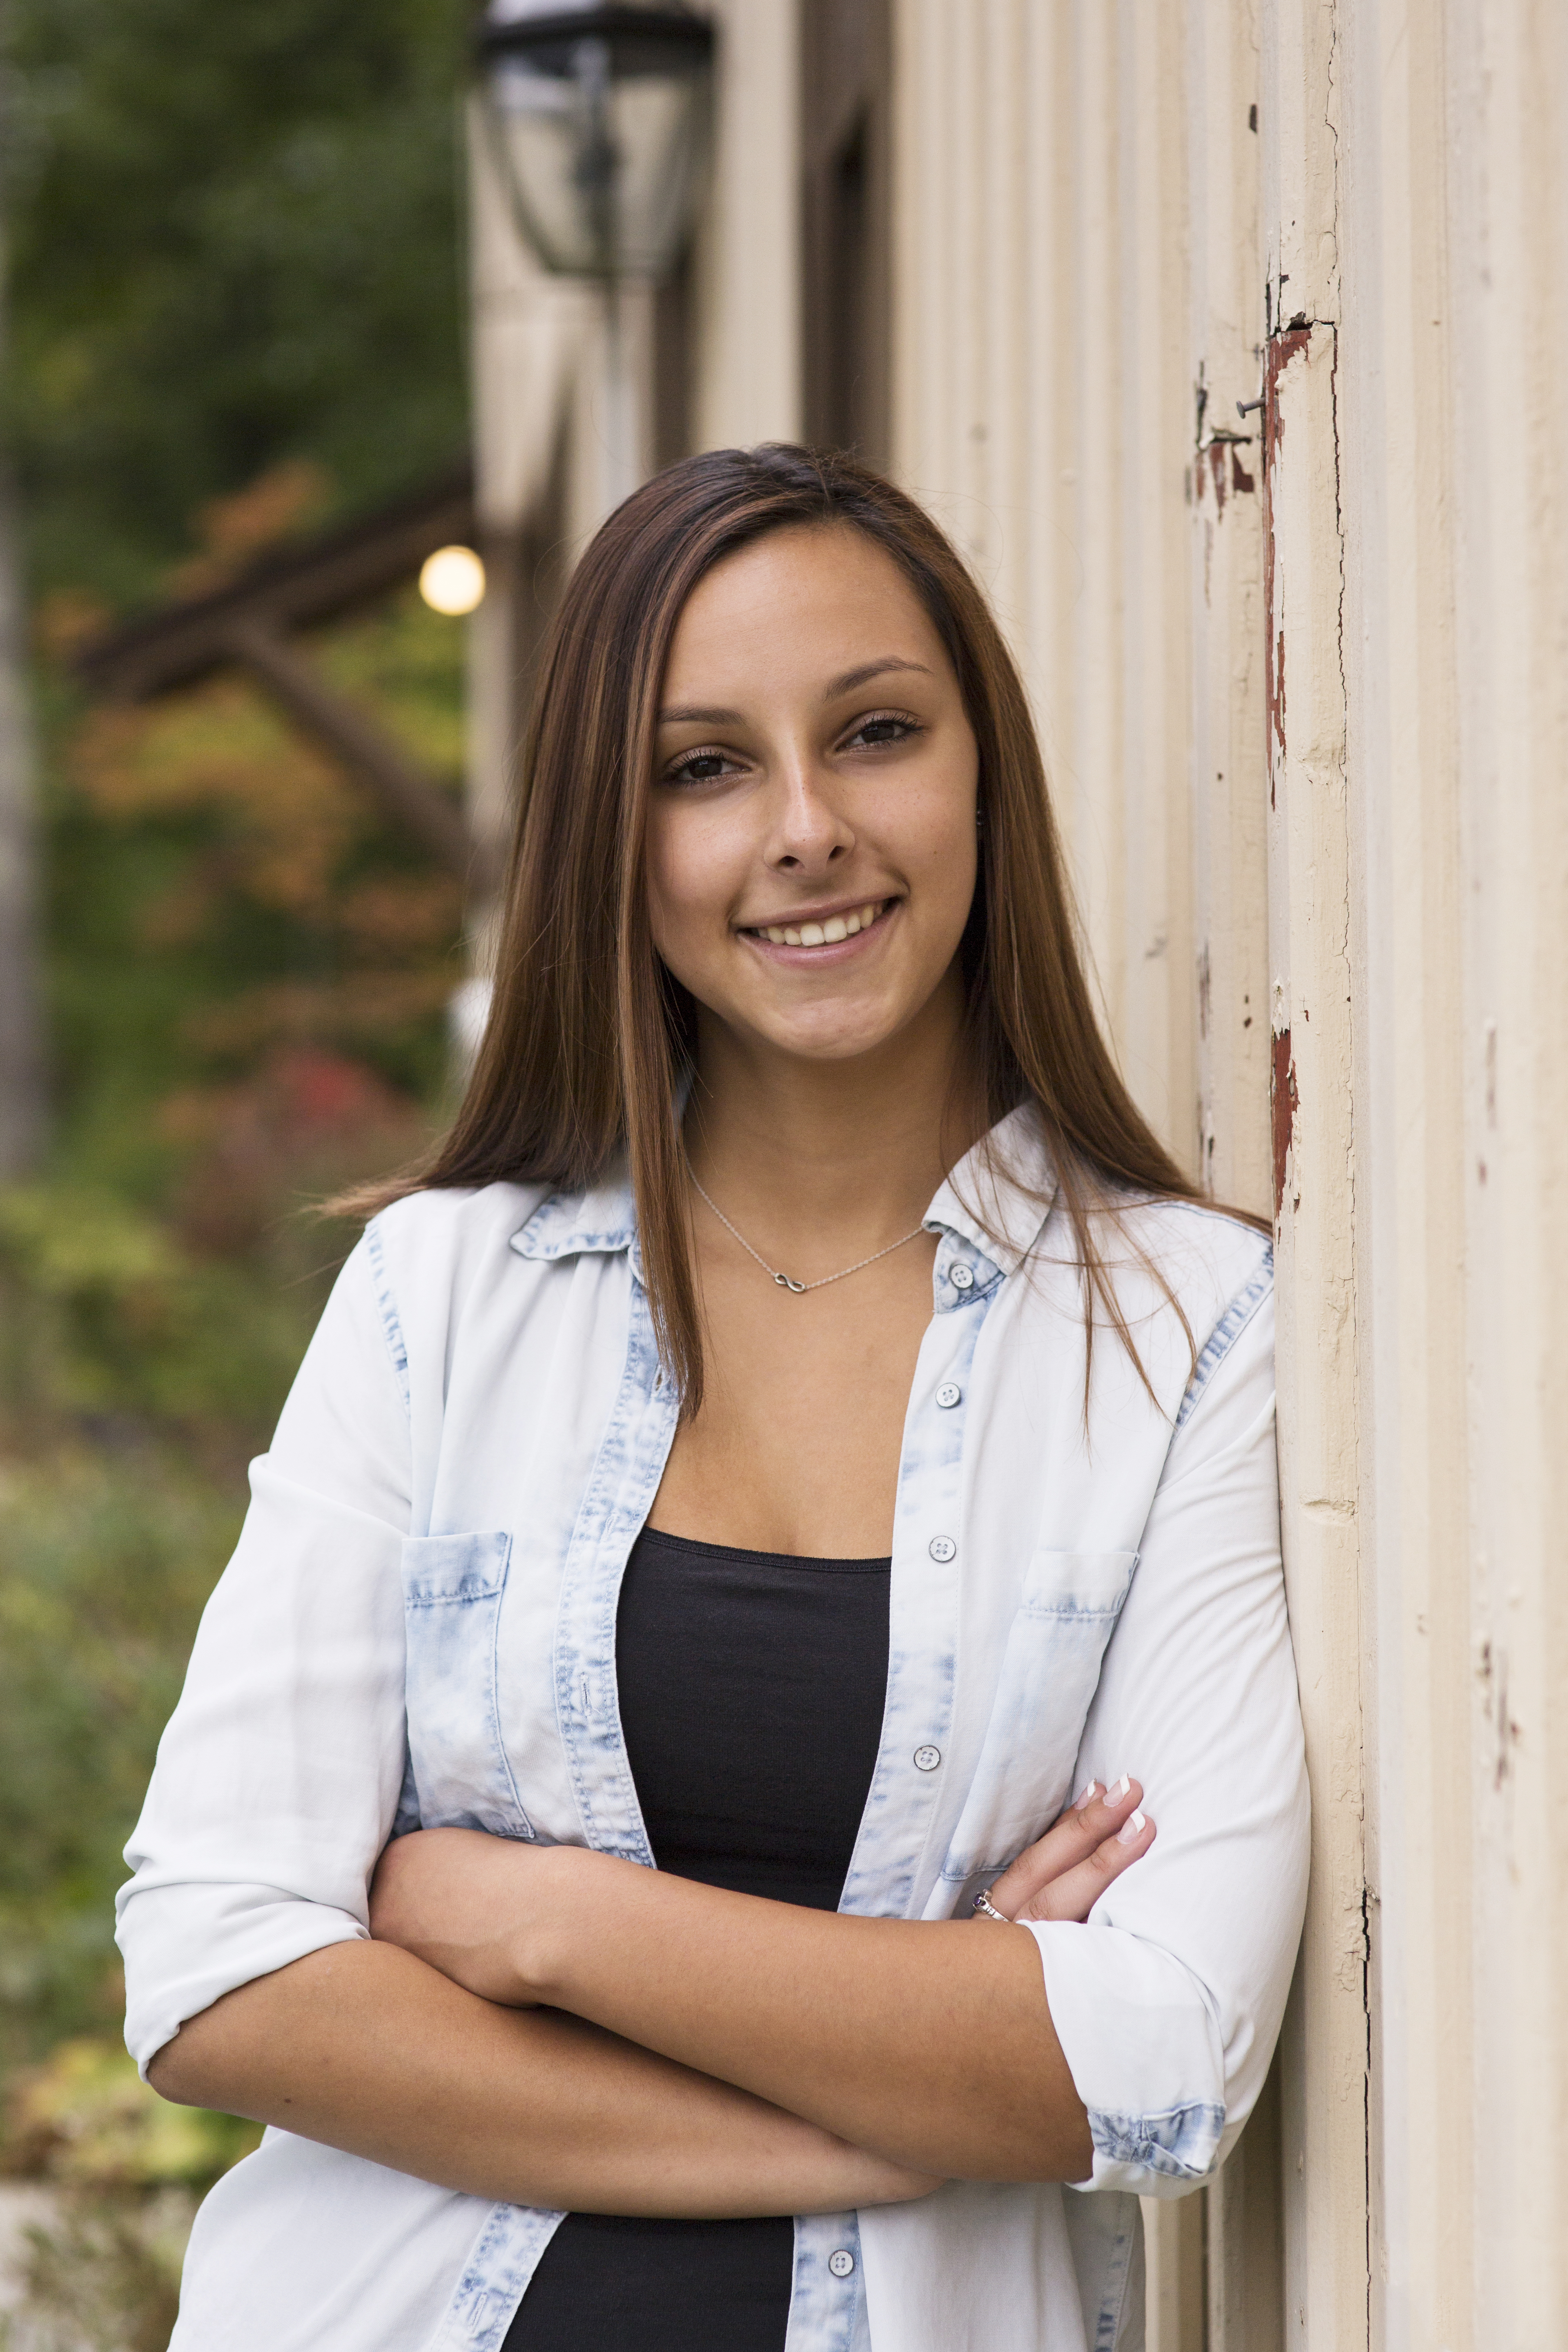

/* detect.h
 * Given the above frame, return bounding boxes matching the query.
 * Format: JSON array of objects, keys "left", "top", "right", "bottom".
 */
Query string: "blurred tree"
[
  {"left": 0, "top": 0, "right": 477, "bottom": 2126},
  {"left": 0, "top": 352, "right": 47, "bottom": 1180},
  {"left": 0, "top": 30, "right": 47, "bottom": 1174},
  {"left": 3, "top": 0, "right": 470, "bottom": 609}
]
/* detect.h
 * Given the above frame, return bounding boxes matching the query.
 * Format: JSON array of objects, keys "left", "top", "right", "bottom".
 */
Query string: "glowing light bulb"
[{"left": 419, "top": 546, "right": 486, "bottom": 616}]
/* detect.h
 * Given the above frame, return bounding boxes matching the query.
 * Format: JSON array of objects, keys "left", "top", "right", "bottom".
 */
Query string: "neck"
[{"left": 683, "top": 972, "right": 980, "bottom": 1251}]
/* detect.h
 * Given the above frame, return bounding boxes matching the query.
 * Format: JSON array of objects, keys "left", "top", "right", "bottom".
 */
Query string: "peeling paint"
[
  {"left": 1477, "top": 1639, "right": 1523, "bottom": 1791},
  {"left": 1271, "top": 1024, "right": 1298, "bottom": 1216},
  {"left": 1262, "top": 326, "right": 1315, "bottom": 805}
]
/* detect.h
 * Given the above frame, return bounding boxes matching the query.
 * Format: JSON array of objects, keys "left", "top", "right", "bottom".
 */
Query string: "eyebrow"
[
  {"left": 657, "top": 658, "right": 933, "bottom": 728},
  {"left": 824, "top": 656, "right": 933, "bottom": 699}
]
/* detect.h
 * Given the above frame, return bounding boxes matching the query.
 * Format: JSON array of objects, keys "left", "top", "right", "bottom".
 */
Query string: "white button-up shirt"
[{"left": 118, "top": 1110, "right": 1307, "bottom": 2352}]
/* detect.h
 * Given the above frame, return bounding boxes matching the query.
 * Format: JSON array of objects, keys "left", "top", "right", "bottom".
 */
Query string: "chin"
[{"left": 763, "top": 1010, "right": 909, "bottom": 1063}]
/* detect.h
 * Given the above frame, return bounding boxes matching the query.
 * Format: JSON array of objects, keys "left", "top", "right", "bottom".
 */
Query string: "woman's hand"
[
  {"left": 367, "top": 1832, "right": 944, "bottom": 2207},
  {"left": 370, "top": 1826, "right": 577, "bottom": 2005},
  {"left": 372, "top": 1779, "right": 1157, "bottom": 2012},
  {"left": 979, "top": 1776, "right": 1156, "bottom": 1925},
  {"left": 372, "top": 1822, "right": 1099, "bottom": 2182}
]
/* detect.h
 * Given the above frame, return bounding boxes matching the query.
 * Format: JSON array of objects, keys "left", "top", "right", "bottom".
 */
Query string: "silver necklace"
[{"left": 685, "top": 1164, "right": 927, "bottom": 1295}]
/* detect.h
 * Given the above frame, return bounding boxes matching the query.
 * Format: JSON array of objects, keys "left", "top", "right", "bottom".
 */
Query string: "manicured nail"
[
  {"left": 1116, "top": 1809, "right": 1147, "bottom": 1845},
  {"left": 1075, "top": 1780, "right": 1100, "bottom": 1811},
  {"left": 1110, "top": 1774, "right": 1132, "bottom": 1802}
]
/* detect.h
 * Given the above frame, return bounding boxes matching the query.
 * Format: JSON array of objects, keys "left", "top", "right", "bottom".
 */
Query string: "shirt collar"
[
  {"left": 511, "top": 1161, "right": 638, "bottom": 1267},
  {"left": 921, "top": 1104, "right": 1057, "bottom": 1298},
  {"left": 509, "top": 1105, "right": 1056, "bottom": 1286}
]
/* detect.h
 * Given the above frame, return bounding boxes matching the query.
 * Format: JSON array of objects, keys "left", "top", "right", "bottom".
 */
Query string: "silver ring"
[{"left": 972, "top": 1887, "right": 1012, "bottom": 1925}]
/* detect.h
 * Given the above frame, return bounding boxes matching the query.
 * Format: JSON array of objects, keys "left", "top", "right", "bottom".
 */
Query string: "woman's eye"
[
  {"left": 845, "top": 712, "right": 920, "bottom": 752},
  {"left": 664, "top": 748, "right": 737, "bottom": 786}
]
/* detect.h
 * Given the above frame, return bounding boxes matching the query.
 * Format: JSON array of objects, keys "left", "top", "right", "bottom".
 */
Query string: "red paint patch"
[{"left": 1270, "top": 1026, "right": 1298, "bottom": 1217}]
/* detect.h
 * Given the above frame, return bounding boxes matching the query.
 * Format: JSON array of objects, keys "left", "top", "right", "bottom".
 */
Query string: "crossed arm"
[{"left": 149, "top": 1780, "right": 1153, "bottom": 2215}]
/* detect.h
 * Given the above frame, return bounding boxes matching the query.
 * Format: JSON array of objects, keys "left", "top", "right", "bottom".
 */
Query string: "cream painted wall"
[
  {"left": 1334, "top": 2, "right": 1568, "bottom": 2343},
  {"left": 691, "top": 0, "right": 802, "bottom": 452},
  {"left": 893, "top": 0, "right": 1200, "bottom": 1176},
  {"left": 889, "top": 2, "right": 1568, "bottom": 2348}
]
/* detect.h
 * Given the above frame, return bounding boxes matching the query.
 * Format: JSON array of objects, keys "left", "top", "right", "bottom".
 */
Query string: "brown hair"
[{"left": 346, "top": 444, "right": 1248, "bottom": 1410}]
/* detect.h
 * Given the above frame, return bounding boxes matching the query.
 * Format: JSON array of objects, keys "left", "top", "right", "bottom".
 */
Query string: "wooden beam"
[
  {"left": 76, "top": 465, "right": 474, "bottom": 704},
  {"left": 225, "top": 620, "right": 482, "bottom": 888}
]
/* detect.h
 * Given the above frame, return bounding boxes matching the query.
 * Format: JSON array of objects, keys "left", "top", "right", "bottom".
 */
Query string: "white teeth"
[{"left": 755, "top": 901, "right": 884, "bottom": 947}]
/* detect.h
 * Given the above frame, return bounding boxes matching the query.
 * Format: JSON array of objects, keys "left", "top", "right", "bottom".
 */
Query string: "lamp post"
[{"left": 476, "top": 1, "right": 714, "bottom": 507}]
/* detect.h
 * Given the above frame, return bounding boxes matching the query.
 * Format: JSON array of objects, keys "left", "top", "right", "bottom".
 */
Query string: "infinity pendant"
[{"left": 773, "top": 1272, "right": 808, "bottom": 1293}]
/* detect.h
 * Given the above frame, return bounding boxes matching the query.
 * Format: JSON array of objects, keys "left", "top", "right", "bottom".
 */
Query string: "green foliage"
[
  {"left": 0, "top": 1180, "right": 320, "bottom": 1423},
  {"left": 47, "top": 584, "right": 465, "bottom": 1185},
  {"left": 0, "top": 1442, "right": 254, "bottom": 2068},
  {"left": 0, "top": 36, "right": 472, "bottom": 2352},
  {"left": 6, "top": 2039, "right": 261, "bottom": 2188},
  {"left": 4, "top": 0, "right": 471, "bottom": 608}
]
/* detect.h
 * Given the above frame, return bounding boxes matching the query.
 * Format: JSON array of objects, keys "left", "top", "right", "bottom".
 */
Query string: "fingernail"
[
  {"left": 1111, "top": 1774, "right": 1132, "bottom": 1802},
  {"left": 1075, "top": 1780, "right": 1100, "bottom": 1811},
  {"left": 1116, "top": 1809, "right": 1147, "bottom": 1846}
]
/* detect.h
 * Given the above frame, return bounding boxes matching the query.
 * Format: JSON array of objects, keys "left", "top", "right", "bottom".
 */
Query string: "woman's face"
[{"left": 645, "top": 523, "right": 980, "bottom": 1071}]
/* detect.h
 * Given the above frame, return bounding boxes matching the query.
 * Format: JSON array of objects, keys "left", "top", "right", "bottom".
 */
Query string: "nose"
[{"left": 764, "top": 752, "right": 854, "bottom": 877}]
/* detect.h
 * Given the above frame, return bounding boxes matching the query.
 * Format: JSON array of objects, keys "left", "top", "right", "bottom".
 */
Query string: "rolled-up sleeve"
[
  {"left": 116, "top": 1230, "right": 412, "bottom": 2076},
  {"left": 1024, "top": 1283, "right": 1309, "bottom": 2196}
]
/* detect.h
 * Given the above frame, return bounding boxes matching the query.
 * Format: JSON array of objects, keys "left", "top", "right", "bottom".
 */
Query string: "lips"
[{"left": 739, "top": 898, "right": 890, "bottom": 949}]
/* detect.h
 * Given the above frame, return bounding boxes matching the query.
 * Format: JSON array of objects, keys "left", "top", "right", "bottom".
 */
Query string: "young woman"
[{"left": 121, "top": 445, "right": 1308, "bottom": 2352}]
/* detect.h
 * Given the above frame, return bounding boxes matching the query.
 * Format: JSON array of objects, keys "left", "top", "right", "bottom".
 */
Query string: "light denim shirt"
[{"left": 118, "top": 1109, "right": 1307, "bottom": 2352}]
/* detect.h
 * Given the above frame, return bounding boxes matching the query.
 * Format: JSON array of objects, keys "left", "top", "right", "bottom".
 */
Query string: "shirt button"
[
  {"left": 935, "top": 1381, "right": 962, "bottom": 1409},
  {"left": 828, "top": 2249, "right": 856, "bottom": 2278},
  {"left": 913, "top": 1744, "right": 942, "bottom": 1772},
  {"left": 928, "top": 1534, "right": 956, "bottom": 1562},
  {"left": 950, "top": 1263, "right": 975, "bottom": 1290}
]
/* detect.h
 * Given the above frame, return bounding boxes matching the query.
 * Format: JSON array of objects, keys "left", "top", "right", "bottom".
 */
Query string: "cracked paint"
[
  {"left": 1271, "top": 1023, "right": 1298, "bottom": 1216},
  {"left": 1262, "top": 326, "right": 1315, "bottom": 804}
]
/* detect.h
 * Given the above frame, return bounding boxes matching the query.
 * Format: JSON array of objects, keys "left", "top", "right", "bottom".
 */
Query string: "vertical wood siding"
[{"left": 887, "top": 2, "right": 1568, "bottom": 2347}]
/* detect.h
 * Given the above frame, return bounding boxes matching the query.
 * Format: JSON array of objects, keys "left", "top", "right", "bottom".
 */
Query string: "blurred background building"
[{"left": 1, "top": 2, "right": 1564, "bottom": 2347}]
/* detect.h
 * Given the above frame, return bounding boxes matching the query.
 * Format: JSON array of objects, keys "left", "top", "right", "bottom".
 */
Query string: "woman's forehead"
[{"left": 663, "top": 526, "right": 946, "bottom": 702}]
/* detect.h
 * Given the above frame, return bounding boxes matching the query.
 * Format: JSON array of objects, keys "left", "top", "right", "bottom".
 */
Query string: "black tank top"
[{"left": 502, "top": 1525, "right": 893, "bottom": 2352}]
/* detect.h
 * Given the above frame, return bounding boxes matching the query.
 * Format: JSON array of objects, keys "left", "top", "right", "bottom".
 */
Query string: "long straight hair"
[{"left": 346, "top": 445, "right": 1246, "bottom": 1412}]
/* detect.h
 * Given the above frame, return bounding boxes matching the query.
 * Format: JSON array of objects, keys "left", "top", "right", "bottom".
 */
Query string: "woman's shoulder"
[
  {"left": 360, "top": 1169, "right": 638, "bottom": 1316},
  {"left": 366, "top": 1176, "right": 554, "bottom": 1253},
  {"left": 1075, "top": 1187, "right": 1274, "bottom": 1356},
  {"left": 1111, "top": 1190, "right": 1272, "bottom": 1284},
  {"left": 357, "top": 1178, "right": 559, "bottom": 1324}
]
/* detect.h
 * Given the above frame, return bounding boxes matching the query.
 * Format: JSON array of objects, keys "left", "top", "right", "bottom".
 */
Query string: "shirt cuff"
[
  {"left": 1023, "top": 1918, "right": 1227, "bottom": 2196},
  {"left": 117, "top": 1882, "right": 367, "bottom": 2078}
]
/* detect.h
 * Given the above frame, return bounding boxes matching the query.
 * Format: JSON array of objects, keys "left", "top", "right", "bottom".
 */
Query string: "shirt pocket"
[
  {"left": 939, "top": 1548, "right": 1138, "bottom": 1884},
  {"left": 400, "top": 1531, "right": 535, "bottom": 1840}
]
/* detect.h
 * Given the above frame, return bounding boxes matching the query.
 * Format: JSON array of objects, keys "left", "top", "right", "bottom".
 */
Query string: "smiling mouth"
[{"left": 739, "top": 898, "right": 892, "bottom": 949}]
